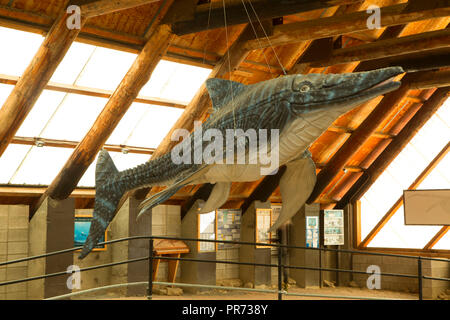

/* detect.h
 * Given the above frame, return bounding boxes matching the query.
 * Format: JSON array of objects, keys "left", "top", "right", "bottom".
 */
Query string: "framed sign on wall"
[
  {"left": 256, "top": 208, "right": 272, "bottom": 248},
  {"left": 74, "top": 212, "right": 107, "bottom": 251},
  {"left": 324, "top": 209, "right": 344, "bottom": 246},
  {"left": 198, "top": 210, "right": 217, "bottom": 252}
]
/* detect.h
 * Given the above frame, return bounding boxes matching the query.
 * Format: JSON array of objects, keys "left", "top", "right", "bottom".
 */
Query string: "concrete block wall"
[
  {"left": 151, "top": 205, "right": 181, "bottom": 282},
  {"left": 216, "top": 248, "right": 239, "bottom": 281},
  {"left": 352, "top": 254, "right": 450, "bottom": 298},
  {"left": 0, "top": 205, "right": 29, "bottom": 300}
]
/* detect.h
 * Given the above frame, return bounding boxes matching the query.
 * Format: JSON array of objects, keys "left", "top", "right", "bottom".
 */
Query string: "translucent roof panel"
[
  {"left": 0, "top": 144, "right": 32, "bottom": 183},
  {"left": 140, "top": 60, "right": 212, "bottom": 104},
  {"left": 40, "top": 94, "right": 108, "bottom": 141},
  {"left": 9, "top": 146, "right": 73, "bottom": 186},
  {"left": 77, "top": 150, "right": 151, "bottom": 187},
  {"left": 15, "top": 90, "right": 66, "bottom": 137},
  {"left": 361, "top": 98, "right": 450, "bottom": 249},
  {"left": 123, "top": 103, "right": 184, "bottom": 148},
  {"left": 0, "top": 84, "right": 13, "bottom": 106},
  {"left": 0, "top": 27, "right": 43, "bottom": 76},
  {"left": 75, "top": 47, "right": 137, "bottom": 91},
  {"left": 50, "top": 42, "right": 96, "bottom": 84}
]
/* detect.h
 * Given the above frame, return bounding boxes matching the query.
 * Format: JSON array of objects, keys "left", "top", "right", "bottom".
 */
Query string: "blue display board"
[{"left": 74, "top": 215, "right": 107, "bottom": 250}]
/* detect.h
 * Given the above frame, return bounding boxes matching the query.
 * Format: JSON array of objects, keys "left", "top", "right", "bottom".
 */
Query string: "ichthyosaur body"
[{"left": 79, "top": 66, "right": 404, "bottom": 259}]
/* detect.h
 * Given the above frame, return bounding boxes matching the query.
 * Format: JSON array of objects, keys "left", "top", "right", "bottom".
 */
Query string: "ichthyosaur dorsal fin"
[{"left": 206, "top": 78, "right": 246, "bottom": 110}]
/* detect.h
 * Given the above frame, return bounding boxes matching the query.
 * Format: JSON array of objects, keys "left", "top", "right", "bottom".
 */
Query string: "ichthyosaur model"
[{"left": 79, "top": 66, "right": 404, "bottom": 259}]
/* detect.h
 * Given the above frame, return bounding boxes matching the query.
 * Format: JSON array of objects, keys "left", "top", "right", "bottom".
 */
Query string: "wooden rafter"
[
  {"left": 0, "top": 74, "right": 187, "bottom": 109},
  {"left": 243, "top": 2, "right": 450, "bottom": 50},
  {"left": 166, "top": 0, "right": 361, "bottom": 36},
  {"left": 423, "top": 226, "right": 450, "bottom": 250},
  {"left": 0, "top": 10, "right": 87, "bottom": 157},
  {"left": 308, "top": 29, "right": 450, "bottom": 68},
  {"left": 359, "top": 141, "right": 450, "bottom": 248},
  {"left": 342, "top": 87, "right": 449, "bottom": 208},
  {"left": 30, "top": 0, "right": 177, "bottom": 219}
]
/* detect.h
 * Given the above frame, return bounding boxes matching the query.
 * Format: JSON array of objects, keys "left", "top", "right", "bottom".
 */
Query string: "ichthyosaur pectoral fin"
[
  {"left": 137, "top": 166, "right": 208, "bottom": 219},
  {"left": 197, "top": 182, "right": 231, "bottom": 214},
  {"left": 269, "top": 151, "right": 317, "bottom": 232},
  {"left": 79, "top": 150, "right": 124, "bottom": 259}
]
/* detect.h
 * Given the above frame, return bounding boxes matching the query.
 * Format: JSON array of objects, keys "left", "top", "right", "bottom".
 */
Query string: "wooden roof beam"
[
  {"left": 0, "top": 10, "right": 87, "bottom": 158},
  {"left": 243, "top": 2, "right": 450, "bottom": 50},
  {"left": 423, "top": 226, "right": 450, "bottom": 250},
  {"left": 79, "top": 0, "right": 162, "bottom": 18},
  {"left": 307, "top": 29, "right": 450, "bottom": 68},
  {"left": 336, "top": 87, "right": 450, "bottom": 210},
  {"left": 166, "top": 0, "right": 361, "bottom": 36}
]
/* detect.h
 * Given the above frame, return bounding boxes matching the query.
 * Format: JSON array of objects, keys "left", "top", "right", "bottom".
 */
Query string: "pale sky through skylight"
[{"left": 0, "top": 26, "right": 211, "bottom": 187}]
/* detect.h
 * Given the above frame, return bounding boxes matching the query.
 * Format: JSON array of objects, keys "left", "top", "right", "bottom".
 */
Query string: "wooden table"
[{"left": 152, "top": 239, "right": 190, "bottom": 283}]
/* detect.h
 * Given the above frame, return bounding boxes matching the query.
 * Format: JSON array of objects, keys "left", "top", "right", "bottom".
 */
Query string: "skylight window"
[
  {"left": 360, "top": 98, "right": 450, "bottom": 249},
  {"left": 0, "top": 27, "right": 43, "bottom": 77},
  {"left": 140, "top": 60, "right": 212, "bottom": 104}
]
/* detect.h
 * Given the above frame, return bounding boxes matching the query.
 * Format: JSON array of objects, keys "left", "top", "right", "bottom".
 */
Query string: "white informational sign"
[
  {"left": 324, "top": 209, "right": 344, "bottom": 246},
  {"left": 305, "top": 216, "right": 319, "bottom": 248},
  {"left": 198, "top": 211, "right": 216, "bottom": 252}
]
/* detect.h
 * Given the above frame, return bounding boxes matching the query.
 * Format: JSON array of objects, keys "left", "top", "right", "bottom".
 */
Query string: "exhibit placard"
[
  {"left": 324, "top": 209, "right": 344, "bottom": 246},
  {"left": 306, "top": 216, "right": 319, "bottom": 248},
  {"left": 256, "top": 208, "right": 272, "bottom": 248}
]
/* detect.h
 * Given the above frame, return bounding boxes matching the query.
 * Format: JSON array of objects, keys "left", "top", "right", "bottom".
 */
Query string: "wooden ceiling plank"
[
  {"left": 243, "top": 2, "right": 450, "bottom": 50},
  {"left": 80, "top": 0, "right": 162, "bottom": 18},
  {"left": 0, "top": 10, "right": 87, "bottom": 158}
]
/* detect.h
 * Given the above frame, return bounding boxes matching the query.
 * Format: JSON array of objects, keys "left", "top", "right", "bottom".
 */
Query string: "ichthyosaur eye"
[{"left": 293, "top": 78, "right": 313, "bottom": 93}]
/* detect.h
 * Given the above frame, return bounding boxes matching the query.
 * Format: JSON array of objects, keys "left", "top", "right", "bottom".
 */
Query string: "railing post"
[
  {"left": 418, "top": 256, "right": 423, "bottom": 300},
  {"left": 278, "top": 246, "right": 283, "bottom": 300},
  {"left": 147, "top": 238, "right": 154, "bottom": 300}
]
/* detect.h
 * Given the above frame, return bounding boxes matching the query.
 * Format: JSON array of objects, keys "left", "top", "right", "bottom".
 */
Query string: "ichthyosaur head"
[{"left": 285, "top": 66, "right": 404, "bottom": 115}]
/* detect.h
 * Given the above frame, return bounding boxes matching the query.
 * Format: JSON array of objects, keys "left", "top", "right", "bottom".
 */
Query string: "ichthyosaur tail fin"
[{"left": 79, "top": 150, "right": 123, "bottom": 259}]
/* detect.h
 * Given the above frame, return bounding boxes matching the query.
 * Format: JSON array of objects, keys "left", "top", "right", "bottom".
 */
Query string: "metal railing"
[{"left": 1, "top": 235, "right": 449, "bottom": 300}]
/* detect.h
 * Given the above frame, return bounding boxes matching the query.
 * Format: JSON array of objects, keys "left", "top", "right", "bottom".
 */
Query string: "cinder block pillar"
[
  {"left": 338, "top": 204, "right": 354, "bottom": 286},
  {"left": 0, "top": 205, "right": 29, "bottom": 300},
  {"left": 239, "top": 201, "right": 271, "bottom": 286},
  {"left": 127, "top": 197, "right": 151, "bottom": 296},
  {"left": 107, "top": 197, "right": 151, "bottom": 297},
  {"left": 289, "top": 204, "right": 320, "bottom": 288},
  {"left": 180, "top": 200, "right": 216, "bottom": 293},
  {"left": 28, "top": 198, "right": 74, "bottom": 299}
]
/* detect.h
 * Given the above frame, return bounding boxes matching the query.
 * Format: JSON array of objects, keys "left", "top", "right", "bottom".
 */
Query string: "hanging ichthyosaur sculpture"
[{"left": 79, "top": 66, "right": 404, "bottom": 259}]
